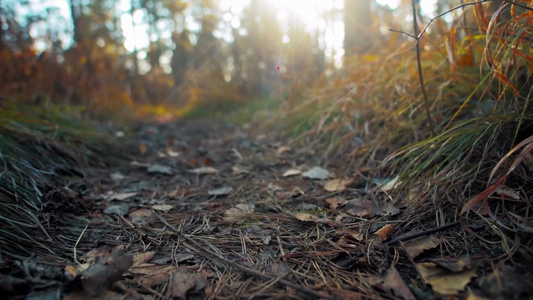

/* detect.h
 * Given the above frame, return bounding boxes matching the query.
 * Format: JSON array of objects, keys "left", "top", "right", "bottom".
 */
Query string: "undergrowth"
[
  {"left": 272, "top": 0, "right": 533, "bottom": 256},
  {"left": 0, "top": 98, "right": 123, "bottom": 259}
]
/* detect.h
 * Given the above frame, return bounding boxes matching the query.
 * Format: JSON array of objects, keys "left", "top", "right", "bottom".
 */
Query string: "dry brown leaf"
[
  {"left": 171, "top": 268, "right": 208, "bottom": 299},
  {"left": 374, "top": 266, "right": 416, "bottom": 300},
  {"left": 152, "top": 204, "right": 174, "bottom": 212},
  {"left": 108, "top": 192, "right": 137, "bottom": 201},
  {"left": 147, "top": 164, "right": 173, "bottom": 175},
  {"left": 110, "top": 172, "right": 124, "bottom": 181},
  {"left": 80, "top": 248, "right": 133, "bottom": 298},
  {"left": 208, "top": 186, "right": 233, "bottom": 196},
  {"left": 139, "top": 143, "right": 147, "bottom": 155},
  {"left": 403, "top": 235, "right": 440, "bottom": 259},
  {"left": 379, "top": 175, "right": 400, "bottom": 192},
  {"left": 416, "top": 262, "right": 476, "bottom": 295},
  {"left": 224, "top": 204, "right": 255, "bottom": 222},
  {"left": 277, "top": 146, "right": 292, "bottom": 154},
  {"left": 139, "top": 271, "right": 172, "bottom": 288},
  {"left": 293, "top": 212, "right": 319, "bottom": 222},
  {"left": 232, "top": 166, "right": 249, "bottom": 174},
  {"left": 344, "top": 198, "right": 378, "bottom": 218},
  {"left": 130, "top": 264, "right": 173, "bottom": 276},
  {"left": 324, "top": 178, "right": 354, "bottom": 192},
  {"left": 302, "top": 166, "right": 330, "bottom": 179},
  {"left": 128, "top": 208, "right": 153, "bottom": 224},
  {"left": 374, "top": 224, "right": 395, "bottom": 242},
  {"left": 339, "top": 228, "right": 363, "bottom": 242},
  {"left": 132, "top": 251, "right": 156, "bottom": 267},
  {"left": 283, "top": 169, "right": 301, "bottom": 177},
  {"left": 130, "top": 161, "right": 150, "bottom": 168},
  {"left": 324, "top": 197, "right": 345, "bottom": 209},
  {"left": 81, "top": 245, "right": 114, "bottom": 264},
  {"left": 466, "top": 291, "right": 492, "bottom": 300},
  {"left": 189, "top": 166, "right": 219, "bottom": 174},
  {"left": 64, "top": 265, "right": 80, "bottom": 280},
  {"left": 432, "top": 256, "right": 473, "bottom": 272},
  {"left": 166, "top": 147, "right": 180, "bottom": 157}
]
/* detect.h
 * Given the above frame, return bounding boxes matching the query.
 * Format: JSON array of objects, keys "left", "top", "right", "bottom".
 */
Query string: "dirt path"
[{"left": 6, "top": 119, "right": 530, "bottom": 300}]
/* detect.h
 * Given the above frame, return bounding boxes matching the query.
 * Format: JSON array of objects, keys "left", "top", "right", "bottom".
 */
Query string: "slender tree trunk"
[
  {"left": 0, "top": 0, "right": 4, "bottom": 50},
  {"left": 69, "top": 0, "right": 83, "bottom": 45},
  {"left": 344, "top": 0, "right": 372, "bottom": 56},
  {"left": 130, "top": 0, "right": 138, "bottom": 76}
]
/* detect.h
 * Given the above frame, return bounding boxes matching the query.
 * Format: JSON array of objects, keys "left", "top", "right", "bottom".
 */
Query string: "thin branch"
[
  {"left": 385, "top": 221, "right": 461, "bottom": 245},
  {"left": 411, "top": 0, "right": 435, "bottom": 136}
]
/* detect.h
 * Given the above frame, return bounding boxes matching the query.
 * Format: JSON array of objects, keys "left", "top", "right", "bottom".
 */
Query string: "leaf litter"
[{"left": 8, "top": 119, "right": 533, "bottom": 300}]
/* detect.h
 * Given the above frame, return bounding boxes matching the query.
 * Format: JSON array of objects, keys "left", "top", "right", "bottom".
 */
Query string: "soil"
[{"left": 2, "top": 119, "right": 532, "bottom": 300}]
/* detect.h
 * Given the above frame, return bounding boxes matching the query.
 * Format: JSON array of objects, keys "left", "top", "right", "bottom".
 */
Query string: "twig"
[
  {"left": 410, "top": 0, "right": 435, "bottom": 136},
  {"left": 74, "top": 223, "right": 89, "bottom": 265},
  {"left": 385, "top": 221, "right": 461, "bottom": 245},
  {"left": 152, "top": 211, "right": 336, "bottom": 300}
]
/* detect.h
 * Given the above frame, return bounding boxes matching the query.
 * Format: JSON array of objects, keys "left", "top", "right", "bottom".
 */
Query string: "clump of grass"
[
  {"left": 0, "top": 98, "right": 123, "bottom": 259},
  {"left": 272, "top": 1, "right": 533, "bottom": 251}
]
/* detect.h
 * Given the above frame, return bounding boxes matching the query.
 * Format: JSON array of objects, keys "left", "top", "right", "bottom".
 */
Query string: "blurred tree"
[
  {"left": 237, "top": 0, "right": 283, "bottom": 97},
  {"left": 344, "top": 0, "right": 372, "bottom": 56},
  {"left": 285, "top": 13, "right": 324, "bottom": 99},
  {"left": 171, "top": 28, "right": 191, "bottom": 88},
  {"left": 0, "top": 0, "right": 4, "bottom": 50}
]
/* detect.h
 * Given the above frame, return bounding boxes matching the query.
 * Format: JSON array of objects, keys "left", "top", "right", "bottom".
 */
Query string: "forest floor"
[{"left": 3, "top": 118, "right": 532, "bottom": 300}]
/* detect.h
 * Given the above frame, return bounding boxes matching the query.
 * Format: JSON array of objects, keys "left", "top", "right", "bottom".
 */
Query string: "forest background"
[
  {"left": 1, "top": 0, "right": 533, "bottom": 282},
  {"left": 1, "top": 0, "right": 533, "bottom": 298}
]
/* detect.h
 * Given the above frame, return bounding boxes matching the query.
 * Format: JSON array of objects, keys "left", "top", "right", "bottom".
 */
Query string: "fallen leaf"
[
  {"left": 152, "top": 204, "right": 174, "bottom": 212},
  {"left": 476, "top": 263, "right": 533, "bottom": 299},
  {"left": 104, "top": 203, "right": 130, "bottom": 216},
  {"left": 374, "top": 224, "right": 395, "bottom": 242},
  {"left": 232, "top": 166, "right": 249, "bottom": 174},
  {"left": 339, "top": 228, "right": 363, "bottom": 242},
  {"left": 224, "top": 204, "right": 255, "bottom": 222},
  {"left": 166, "top": 147, "right": 180, "bottom": 157},
  {"left": 80, "top": 248, "right": 133, "bottom": 298},
  {"left": 378, "top": 175, "right": 400, "bottom": 192},
  {"left": 81, "top": 245, "right": 114, "bottom": 264},
  {"left": 109, "top": 192, "right": 137, "bottom": 201},
  {"left": 130, "top": 264, "right": 173, "bottom": 276},
  {"left": 139, "top": 143, "right": 147, "bottom": 155},
  {"left": 380, "top": 202, "right": 400, "bottom": 216},
  {"left": 293, "top": 212, "right": 319, "bottom": 222},
  {"left": 324, "top": 178, "right": 354, "bottom": 192},
  {"left": 303, "top": 167, "right": 330, "bottom": 180},
  {"left": 171, "top": 268, "right": 208, "bottom": 299},
  {"left": 283, "top": 169, "right": 301, "bottom": 177},
  {"left": 416, "top": 262, "right": 476, "bottom": 295},
  {"left": 372, "top": 266, "right": 416, "bottom": 300},
  {"left": 133, "top": 251, "right": 156, "bottom": 267},
  {"left": 403, "top": 235, "right": 440, "bottom": 259},
  {"left": 325, "top": 197, "right": 345, "bottom": 209},
  {"left": 64, "top": 265, "right": 80, "bottom": 280},
  {"left": 344, "top": 198, "right": 378, "bottom": 218},
  {"left": 432, "top": 256, "right": 473, "bottom": 272},
  {"left": 189, "top": 167, "right": 219, "bottom": 174},
  {"left": 128, "top": 208, "right": 153, "bottom": 224},
  {"left": 130, "top": 161, "right": 150, "bottom": 168},
  {"left": 208, "top": 186, "right": 233, "bottom": 196},
  {"left": 139, "top": 271, "right": 172, "bottom": 287},
  {"left": 110, "top": 172, "right": 124, "bottom": 181},
  {"left": 147, "top": 164, "right": 173, "bottom": 175},
  {"left": 277, "top": 146, "right": 292, "bottom": 154}
]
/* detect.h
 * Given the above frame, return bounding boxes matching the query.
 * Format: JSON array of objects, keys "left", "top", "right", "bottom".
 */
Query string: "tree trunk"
[{"left": 344, "top": 0, "right": 372, "bottom": 57}]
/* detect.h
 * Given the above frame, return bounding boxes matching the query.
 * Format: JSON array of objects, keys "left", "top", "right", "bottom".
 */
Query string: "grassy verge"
[{"left": 0, "top": 98, "right": 123, "bottom": 259}]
